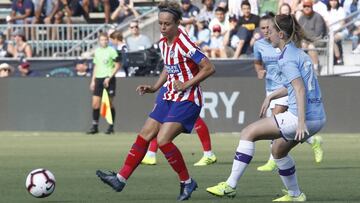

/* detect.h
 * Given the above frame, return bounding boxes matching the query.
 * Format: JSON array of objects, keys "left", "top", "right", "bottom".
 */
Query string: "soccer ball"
[{"left": 25, "top": 168, "right": 56, "bottom": 198}]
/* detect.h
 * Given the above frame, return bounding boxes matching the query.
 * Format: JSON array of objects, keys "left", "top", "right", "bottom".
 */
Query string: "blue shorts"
[
  {"left": 156, "top": 86, "right": 167, "bottom": 103},
  {"left": 149, "top": 99, "right": 201, "bottom": 133}
]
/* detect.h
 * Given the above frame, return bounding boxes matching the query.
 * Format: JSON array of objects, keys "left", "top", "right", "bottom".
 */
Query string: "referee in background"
[{"left": 87, "top": 32, "right": 121, "bottom": 134}]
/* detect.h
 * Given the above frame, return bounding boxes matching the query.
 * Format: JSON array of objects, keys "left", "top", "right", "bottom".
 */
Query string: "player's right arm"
[
  {"left": 259, "top": 87, "right": 287, "bottom": 117},
  {"left": 253, "top": 41, "right": 266, "bottom": 79},
  {"left": 254, "top": 60, "right": 266, "bottom": 79},
  {"left": 136, "top": 68, "right": 167, "bottom": 95}
]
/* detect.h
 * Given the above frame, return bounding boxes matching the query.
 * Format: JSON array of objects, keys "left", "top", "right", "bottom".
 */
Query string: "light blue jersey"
[
  {"left": 278, "top": 42, "right": 326, "bottom": 121},
  {"left": 253, "top": 38, "right": 286, "bottom": 91}
]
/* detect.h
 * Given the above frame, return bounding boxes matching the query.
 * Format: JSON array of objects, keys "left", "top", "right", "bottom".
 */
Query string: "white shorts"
[
  {"left": 266, "top": 90, "right": 288, "bottom": 109},
  {"left": 274, "top": 111, "right": 326, "bottom": 141}
]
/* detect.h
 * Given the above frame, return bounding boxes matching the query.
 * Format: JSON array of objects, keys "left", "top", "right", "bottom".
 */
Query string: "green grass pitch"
[{"left": 0, "top": 132, "right": 359, "bottom": 203}]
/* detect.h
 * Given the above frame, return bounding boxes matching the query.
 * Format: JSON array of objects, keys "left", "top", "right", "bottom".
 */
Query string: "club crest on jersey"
[
  {"left": 169, "top": 50, "right": 175, "bottom": 58},
  {"left": 165, "top": 64, "right": 181, "bottom": 74}
]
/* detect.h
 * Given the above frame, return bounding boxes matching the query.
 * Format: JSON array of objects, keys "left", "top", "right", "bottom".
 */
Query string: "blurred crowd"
[{"left": 1, "top": 0, "right": 360, "bottom": 78}]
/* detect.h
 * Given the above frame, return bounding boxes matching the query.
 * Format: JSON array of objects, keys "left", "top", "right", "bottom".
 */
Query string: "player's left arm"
[{"left": 173, "top": 49, "right": 215, "bottom": 91}]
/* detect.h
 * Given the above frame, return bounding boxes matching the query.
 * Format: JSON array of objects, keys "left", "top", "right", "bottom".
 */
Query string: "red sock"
[
  {"left": 194, "top": 117, "right": 212, "bottom": 151},
  {"left": 159, "top": 142, "right": 189, "bottom": 181},
  {"left": 119, "top": 135, "right": 149, "bottom": 179},
  {"left": 148, "top": 137, "right": 158, "bottom": 153}
]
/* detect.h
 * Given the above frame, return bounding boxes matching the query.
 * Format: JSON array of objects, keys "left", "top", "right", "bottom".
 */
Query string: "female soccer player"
[
  {"left": 206, "top": 14, "right": 326, "bottom": 201},
  {"left": 141, "top": 86, "right": 216, "bottom": 166},
  {"left": 254, "top": 15, "right": 324, "bottom": 172},
  {"left": 96, "top": 1, "right": 215, "bottom": 201},
  {"left": 87, "top": 33, "right": 120, "bottom": 134}
]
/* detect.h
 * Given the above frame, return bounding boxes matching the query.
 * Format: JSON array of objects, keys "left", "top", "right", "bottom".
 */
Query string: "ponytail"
[{"left": 274, "top": 14, "right": 312, "bottom": 47}]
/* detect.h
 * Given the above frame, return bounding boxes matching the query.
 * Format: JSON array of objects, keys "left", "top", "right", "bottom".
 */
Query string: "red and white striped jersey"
[{"left": 158, "top": 28, "right": 206, "bottom": 106}]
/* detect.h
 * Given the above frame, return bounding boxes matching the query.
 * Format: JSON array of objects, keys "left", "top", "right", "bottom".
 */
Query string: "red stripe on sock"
[
  {"left": 119, "top": 135, "right": 149, "bottom": 179},
  {"left": 194, "top": 117, "right": 211, "bottom": 151},
  {"left": 159, "top": 142, "right": 189, "bottom": 181}
]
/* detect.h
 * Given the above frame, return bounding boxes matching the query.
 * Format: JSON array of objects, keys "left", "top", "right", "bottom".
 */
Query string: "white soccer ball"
[{"left": 25, "top": 168, "right": 56, "bottom": 198}]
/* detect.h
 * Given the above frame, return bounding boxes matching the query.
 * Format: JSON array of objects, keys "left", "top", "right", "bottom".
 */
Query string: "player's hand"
[
  {"left": 103, "top": 78, "right": 110, "bottom": 88},
  {"left": 90, "top": 80, "right": 95, "bottom": 91},
  {"left": 136, "top": 85, "right": 155, "bottom": 95},
  {"left": 259, "top": 96, "right": 271, "bottom": 118},
  {"left": 173, "top": 80, "right": 187, "bottom": 92},
  {"left": 257, "top": 70, "right": 266, "bottom": 79},
  {"left": 295, "top": 122, "right": 309, "bottom": 141}
]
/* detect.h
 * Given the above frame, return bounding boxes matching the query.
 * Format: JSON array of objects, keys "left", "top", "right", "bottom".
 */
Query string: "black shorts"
[{"left": 93, "top": 77, "right": 116, "bottom": 97}]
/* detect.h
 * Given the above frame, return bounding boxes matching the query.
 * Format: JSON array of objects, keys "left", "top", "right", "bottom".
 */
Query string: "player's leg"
[
  {"left": 207, "top": 117, "right": 281, "bottom": 197},
  {"left": 157, "top": 101, "right": 200, "bottom": 200},
  {"left": 271, "top": 139, "right": 306, "bottom": 202},
  {"left": 257, "top": 103, "right": 287, "bottom": 171},
  {"left": 257, "top": 141, "right": 276, "bottom": 171},
  {"left": 141, "top": 137, "right": 158, "bottom": 165},
  {"left": 157, "top": 122, "right": 198, "bottom": 201},
  {"left": 96, "top": 117, "right": 160, "bottom": 191},
  {"left": 96, "top": 98, "right": 169, "bottom": 191},
  {"left": 193, "top": 117, "right": 217, "bottom": 166},
  {"left": 305, "top": 135, "right": 324, "bottom": 163},
  {"left": 271, "top": 112, "right": 326, "bottom": 201}
]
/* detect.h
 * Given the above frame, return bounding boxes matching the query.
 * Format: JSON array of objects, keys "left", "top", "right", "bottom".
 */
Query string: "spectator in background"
[
  {"left": 0, "top": 63, "right": 14, "bottom": 78},
  {"left": 208, "top": 25, "right": 225, "bottom": 58},
  {"left": 31, "top": 0, "right": 59, "bottom": 40},
  {"left": 221, "top": 14, "right": 238, "bottom": 57},
  {"left": 181, "top": 0, "right": 200, "bottom": 24},
  {"left": 9, "top": 29, "right": 32, "bottom": 59},
  {"left": 198, "top": 0, "right": 215, "bottom": 23},
  {"left": 324, "top": 0, "right": 347, "bottom": 64},
  {"left": 229, "top": 0, "right": 259, "bottom": 17},
  {"left": 227, "top": 1, "right": 260, "bottom": 58},
  {"left": 75, "top": 58, "right": 92, "bottom": 77},
  {"left": 180, "top": 0, "right": 200, "bottom": 37},
  {"left": 0, "top": 32, "right": 13, "bottom": 58},
  {"left": 193, "top": 16, "right": 211, "bottom": 51},
  {"left": 110, "top": 30, "right": 128, "bottom": 77},
  {"left": 111, "top": 0, "right": 139, "bottom": 24},
  {"left": 50, "top": 0, "right": 79, "bottom": 40},
  {"left": 278, "top": 0, "right": 300, "bottom": 14},
  {"left": 343, "top": 0, "right": 360, "bottom": 51},
  {"left": 279, "top": 3, "right": 292, "bottom": 15},
  {"left": 208, "top": 7, "right": 229, "bottom": 35},
  {"left": 8, "top": 0, "right": 34, "bottom": 24},
  {"left": 82, "top": 0, "right": 112, "bottom": 23},
  {"left": 125, "top": 20, "right": 152, "bottom": 52},
  {"left": 313, "top": 0, "right": 328, "bottom": 19},
  {"left": 17, "top": 61, "right": 38, "bottom": 77},
  {"left": 299, "top": 0, "right": 327, "bottom": 74}
]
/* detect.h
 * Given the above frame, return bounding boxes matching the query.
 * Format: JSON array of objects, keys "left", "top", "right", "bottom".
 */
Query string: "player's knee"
[
  {"left": 271, "top": 147, "right": 287, "bottom": 159},
  {"left": 240, "top": 125, "right": 256, "bottom": 141},
  {"left": 139, "top": 128, "right": 157, "bottom": 142},
  {"left": 157, "top": 137, "right": 170, "bottom": 146}
]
